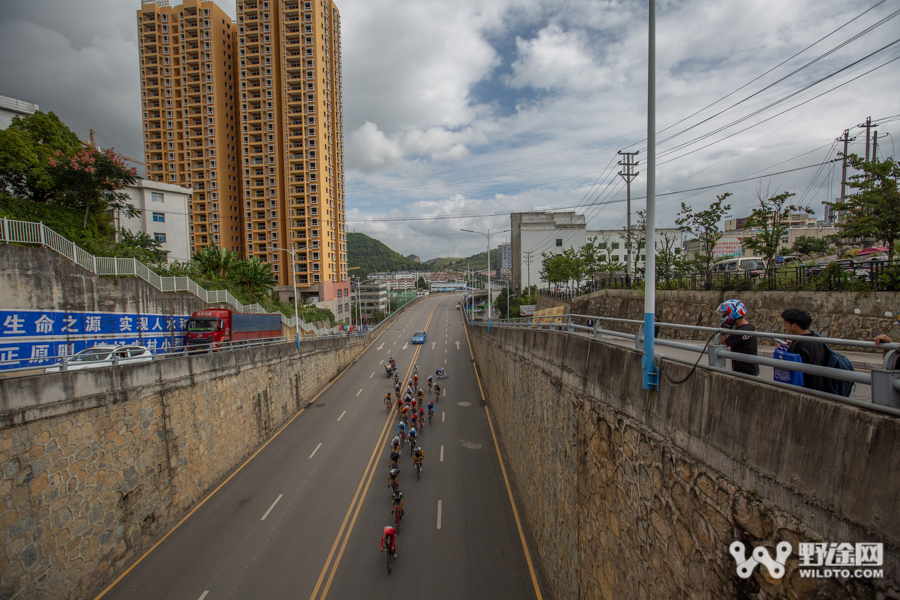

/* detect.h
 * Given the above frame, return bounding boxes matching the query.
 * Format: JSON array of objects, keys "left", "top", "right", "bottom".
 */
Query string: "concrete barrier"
[{"left": 470, "top": 325, "right": 900, "bottom": 599}]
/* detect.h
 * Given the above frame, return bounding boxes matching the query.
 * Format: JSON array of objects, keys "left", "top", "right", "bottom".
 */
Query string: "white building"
[
  {"left": 356, "top": 281, "right": 389, "bottom": 318},
  {"left": 586, "top": 228, "right": 684, "bottom": 270},
  {"left": 120, "top": 180, "right": 192, "bottom": 263},
  {"left": 499, "top": 243, "right": 512, "bottom": 269},
  {"left": 511, "top": 212, "right": 587, "bottom": 292},
  {"left": 0, "top": 94, "right": 38, "bottom": 130}
]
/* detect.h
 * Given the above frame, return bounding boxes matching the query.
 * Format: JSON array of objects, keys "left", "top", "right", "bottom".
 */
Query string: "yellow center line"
[
  {"left": 462, "top": 317, "right": 544, "bottom": 600},
  {"left": 94, "top": 308, "right": 406, "bottom": 600},
  {"left": 316, "top": 299, "right": 442, "bottom": 600}
]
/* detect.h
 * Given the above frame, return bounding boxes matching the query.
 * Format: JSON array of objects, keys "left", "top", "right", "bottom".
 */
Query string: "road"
[{"left": 96, "top": 294, "right": 541, "bottom": 600}]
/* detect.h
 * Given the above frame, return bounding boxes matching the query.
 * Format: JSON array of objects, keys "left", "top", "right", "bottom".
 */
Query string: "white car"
[{"left": 43, "top": 344, "right": 154, "bottom": 373}]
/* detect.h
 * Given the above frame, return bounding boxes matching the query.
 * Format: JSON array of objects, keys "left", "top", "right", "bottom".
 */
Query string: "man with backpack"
[
  {"left": 780, "top": 308, "right": 854, "bottom": 396},
  {"left": 780, "top": 308, "right": 828, "bottom": 392}
]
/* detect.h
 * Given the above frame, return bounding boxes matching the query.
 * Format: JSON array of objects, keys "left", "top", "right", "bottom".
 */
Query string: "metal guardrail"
[
  {"left": 0, "top": 218, "right": 334, "bottom": 337},
  {"left": 474, "top": 313, "right": 900, "bottom": 416},
  {"left": 0, "top": 332, "right": 365, "bottom": 377}
]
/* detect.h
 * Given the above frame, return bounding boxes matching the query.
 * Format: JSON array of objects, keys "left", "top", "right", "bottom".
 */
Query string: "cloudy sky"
[{"left": 1, "top": 0, "right": 898, "bottom": 261}]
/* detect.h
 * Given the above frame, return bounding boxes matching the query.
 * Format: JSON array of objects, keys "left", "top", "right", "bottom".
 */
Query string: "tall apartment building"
[
  {"left": 236, "top": 0, "right": 348, "bottom": 303},
  {"left": 137, "top": 0, "right": 244, "bottom": 255}
]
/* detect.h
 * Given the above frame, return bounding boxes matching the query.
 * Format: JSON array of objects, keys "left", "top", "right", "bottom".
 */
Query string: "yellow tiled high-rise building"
[
  {"left": 237, "top": 0, "right": 348, "bottom": 304},
  {"left": 137, "top": 0, "right": 244, "bottom": 255}
]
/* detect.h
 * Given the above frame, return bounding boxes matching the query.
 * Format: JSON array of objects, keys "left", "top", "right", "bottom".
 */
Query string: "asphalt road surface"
[{"left": 95, "top": 294, "right": 542, "bottom": 600}]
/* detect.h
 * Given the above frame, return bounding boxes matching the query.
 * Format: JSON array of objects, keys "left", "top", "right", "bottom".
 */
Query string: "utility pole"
[
  {"left": 837, "top": 130, "right": 855, "bottom": 203},
  {"left": 618, "top": 151, "right": 640, "bottom": 279},
  {"left": 523, "top": 250, "right": 534, "bottom": 295},
  {"left": 873, "top": 130, "right": 879, "bottom": 161},
  {"left": 859, "top": 116, "right": 874, "bottom": 163}
]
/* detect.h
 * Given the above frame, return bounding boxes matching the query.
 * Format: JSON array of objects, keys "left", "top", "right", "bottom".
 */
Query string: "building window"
[
  {"left": 612, "top": 255, "right": 619, "bottom": 262},
  {"left": 152, "top": 212, "right": 166, "bottom": 223},
  {"left": 555, "top": 239, "right": 562, "bottom": 247},
  {"left": 151, "top": 192, "right": 164, "bottom": 203},
  {"left": 154, "top": 232, "right": 167, "bottom": 243},
  {"left": 612, "top": 242, "right": 620, "bottom": 249}
]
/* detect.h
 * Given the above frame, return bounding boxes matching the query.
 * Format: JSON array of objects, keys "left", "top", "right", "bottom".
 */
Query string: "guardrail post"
[
  {"left": 593, "top": 321, "right": 602, "bottom": 340},
  {"left": 707, "top": 345, "right": 727, "bottom": 369},
  {"left": 2, "top": 217, "right": 8, "bottom": 243},
  {"left": 567, "top": 316, "right": 574, "bottom": 333},
  {"left": 635, "top": 325, "right": 644, "bottom": 350},
  {"left": 39, "top": 221, "right": 45, "bottom": 246},
  {"left": 871, "top": 369, "right": 900, "bottom": 409}
]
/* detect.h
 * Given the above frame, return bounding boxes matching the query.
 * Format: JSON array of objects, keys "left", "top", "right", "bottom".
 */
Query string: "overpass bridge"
[{"left": 1, "top": 293, "right": 898, "bottom": 600}]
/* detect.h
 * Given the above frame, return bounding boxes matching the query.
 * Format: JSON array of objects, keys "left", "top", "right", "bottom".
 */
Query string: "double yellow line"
[{"left": 308, "top": 301, "right": 440, "bottom": 600}]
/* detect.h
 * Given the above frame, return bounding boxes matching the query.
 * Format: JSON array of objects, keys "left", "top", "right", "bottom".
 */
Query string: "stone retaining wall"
[
  {"left": 539, "top": 289, "right": 900, "bottom": 349},
  {"left": 470, "top": 326, "right": 900, "bottom": 600},
  {"left": 0, "top": 337, "right": 363, "bottom": 599}
]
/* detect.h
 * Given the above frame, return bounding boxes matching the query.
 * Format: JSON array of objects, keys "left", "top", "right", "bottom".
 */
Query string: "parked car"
[
  {"left": 412, "top": 331, "right": 427, "bottom": 344},
  {"left": 807, "top": 260, "right": 832, "bottom": 276},
  {"left": 709, "top": 257, "right": 767, "bottom": 278},
  {"left": 43, "top": 344, "right": 153, "bottom": 373}
]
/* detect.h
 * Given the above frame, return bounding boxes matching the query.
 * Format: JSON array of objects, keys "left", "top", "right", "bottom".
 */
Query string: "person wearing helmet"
[
  {"left": 391, "top": 489, "right": 404, "bottom": 517},
  {"left": 397, "top": 420, "right": 407, "bottom": 439},
  {"left": 418, "top": 406, "right": 426, "bottom": 423},
  {"left": 408, "top": 427, "right": 418, "bottom": 449},
  {"left": 382, "top": 525, "right": 398, "bottom": 557},
  {"left": 413, "top": 446, "right": 424, "bottom": 471},
  {"left": 717, "top": 299, "right": 759, "bottom": 376},
  {"left": 391, "top": 436, "right": 401, "bottom": 452},
  {"left": 387, "top": 467, "right": 400, "bottom": 489},
  {"left": 389, "top": 449, "right": 400, "bottom": 469}
]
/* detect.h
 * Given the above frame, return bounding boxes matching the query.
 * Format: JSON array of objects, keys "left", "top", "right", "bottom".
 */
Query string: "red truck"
[{"left": 185, "top": 309, "right": 283, "bottom": 351}]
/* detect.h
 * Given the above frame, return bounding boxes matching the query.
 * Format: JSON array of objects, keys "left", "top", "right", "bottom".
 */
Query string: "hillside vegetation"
[{"left": 347, "top": 232, "right": 427, "bottom": 277}]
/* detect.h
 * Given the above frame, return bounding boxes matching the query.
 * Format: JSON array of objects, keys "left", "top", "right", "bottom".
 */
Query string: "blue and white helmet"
[{"left": 717, "top": 299, "right": 747, "bottom": 326}]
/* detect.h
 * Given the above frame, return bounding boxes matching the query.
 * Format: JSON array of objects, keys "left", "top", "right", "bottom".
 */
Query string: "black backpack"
[{"left": 814, "top": 333, "right": 855, "bottom": 397}]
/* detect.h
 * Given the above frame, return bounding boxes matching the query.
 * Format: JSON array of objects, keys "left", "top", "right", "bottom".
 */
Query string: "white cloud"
[
  {"left": 346, "top": 122, "right": 404, "bottom": 173},
  {"left": 504, "top": 24, "right": 607, "bottom": 92}
]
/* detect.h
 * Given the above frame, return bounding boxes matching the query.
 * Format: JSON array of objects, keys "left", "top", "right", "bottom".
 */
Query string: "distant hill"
[
  {"left": 347, "top": 233, "right": 428, "bottom": 278},
  {"left": 424, "top": 249, "right": 498, "bottom": 272}
]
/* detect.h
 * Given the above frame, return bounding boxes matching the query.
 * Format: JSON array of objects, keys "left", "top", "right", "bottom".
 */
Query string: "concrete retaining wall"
[
  {"left": 470, "top": 326, "right": 900, "bottom": 599},
  {"left": 0, "top": 336, "right": 364, "bottom": 600}
]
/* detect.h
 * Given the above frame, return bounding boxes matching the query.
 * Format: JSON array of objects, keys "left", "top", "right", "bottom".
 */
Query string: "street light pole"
[
  {"left": 462, "top": 228, "right": 510, "bottom": 333},
  {"left": 274, "top": 246, "right": 300, "bottom": 348}
]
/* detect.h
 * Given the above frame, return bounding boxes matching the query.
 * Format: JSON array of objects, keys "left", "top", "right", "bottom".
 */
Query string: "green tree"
[
  {"left": 540, "top": 251, "right": 573, "bottom": 290},
  {"left": 828, "top": 154, "right": 900, "bottom": 263},
  {"left": 193, "top": 245, "right": 240, "bottom": 282},
  {"left": 49, "top": 146, "right": 140, "bottom": 228},
  {"left": 621, "top": 210, "right": 648, "bottom": 275},
  {"left": 676, "top": 193, "right": 732, "bottom": 274},
  {"left": 232, "top": 257, "right": 278, "bottom": 299},
  {"left": 416, "top": 276, "right": 427, "bottom": 290},
  {"left": 740, "top": 184, "right": 810, "bottom": 268},
  {"left": 790, "top": 235, "right": 831, "bottom": 257},
  {"left": 655, "top": 230, "right": 686, "bottom": 281},
  {"left": 0, "top": 111, "right": 84, "bottom": 203},
  {"left": 114, "top": 229, "right": 167, "bottom": 263}
]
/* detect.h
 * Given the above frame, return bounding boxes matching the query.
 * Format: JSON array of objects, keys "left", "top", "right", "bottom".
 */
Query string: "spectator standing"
[
  {"left": 781, "top": 308, "right": 828, "bottom": 392},
  {"left": 717, "top": 300, "right": 759, "bottom": 376}
]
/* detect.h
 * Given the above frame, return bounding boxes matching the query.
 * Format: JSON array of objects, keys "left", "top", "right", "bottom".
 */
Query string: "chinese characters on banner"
[{"left": 0, "top": 310, "right": 190, "bottom": 369}]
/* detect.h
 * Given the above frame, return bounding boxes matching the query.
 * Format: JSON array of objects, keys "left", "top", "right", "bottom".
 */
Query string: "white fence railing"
[{"left": 1, "top": 218, "right": 333, "bottom": 336}]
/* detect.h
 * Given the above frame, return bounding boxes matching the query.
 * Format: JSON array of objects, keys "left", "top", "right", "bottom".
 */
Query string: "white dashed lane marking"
[
  {"left": 309, "top": 443, "right": 322, "bottom": 459},
  {"left": 260, "top": 494, "right": 283, "bottom": 521}
]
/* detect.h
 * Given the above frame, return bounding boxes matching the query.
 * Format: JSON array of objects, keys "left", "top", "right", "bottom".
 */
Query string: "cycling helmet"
[
  {"left": 409, "top": 428, "right": 417, "bottom": 435},
  {"left": 416, "top": 447, "right": 422, "bottom": 452},
  {"left": 392, "top": 436, "right": 400, "bottom": 444},
  {"left": 717, "top": 299, "right": 747, "bottom": 328},
  {"left": 393, "top": 490, "right": 402, "bottom": 499},
  {"left": 390, "top": 468, "right": 399, "bottom": 477}
]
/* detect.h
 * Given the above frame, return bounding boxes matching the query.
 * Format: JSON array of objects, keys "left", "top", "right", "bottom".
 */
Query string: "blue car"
[{"left": 412, "top": 331, "right": 427, "bottom": 344}]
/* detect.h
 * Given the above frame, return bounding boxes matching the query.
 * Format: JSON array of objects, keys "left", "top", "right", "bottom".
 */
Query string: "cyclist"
[
  {"left": 397, "top": 420, "right": 407, "bottom": 440},
  {"left": 410, "top": 397, "right": 418, "bottom": 413},
  {"left": 391, "top": 436, "right": 401, "bottom": 452},
  {"left": 413, "top": 374, "right": 419, "bottom": 389},
  {"left": 418, "top": 406, "right": 426, "bottom": 424},
  {"left": 394, "top": 372, "right": 399, "bottom": 385},
  {"left": 389, "top": 357, "right": 396, "bottom": 371},
  {"left": 387, "top": 467, "right": 399, "bottom": 489},
  {"left": 391, "top": 489, "right": 404, "bottom": 518},
  {"left": 403, "top": 392, "right": 413, "bottom": 404},
  {"left": 407, "top": 379, "right": 413, "bottom": 390},
  {"left": 394, "top": 381, "right": 401, "bottom": 396},
  {"left": 385, "top": 364, "right": 392, "bottom": 377},
  {"left": 435, "top": 368, "right": 445, "bottom": 378},
  {"left": 434, "top": 383, "right": 441, "bottom": 402},
  {"left": 414, "top": 446, "right": 424, "bottom": 471},
  {"left": 408, "top": 427, "right": 418, "bottom": 447},
  {"left": 426, "top": 375, "right": 433, "bottom": 390},
  {"left": 413, "top": 363, "right": 418, "bottom": 375},
  {"left": 417, "top": 388, "right": 425, "bottom": 402},
  {"left": 384, "top": 392, "right": 393, "bottom": 409},
  {"left": 389, "top": 449, "right": 400, "bottom": 469},
  {"left": 399, "top": 404, "right": 410, "bottom": 424},
  {"left": 405, "top": 384, "right": 414, "bottom": 398},
  {"left": 381, "top": 525, "right": 397, "bottom": 557},
  {"left": 410, "top": 412, "right": 419, "bottom": 429}
]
